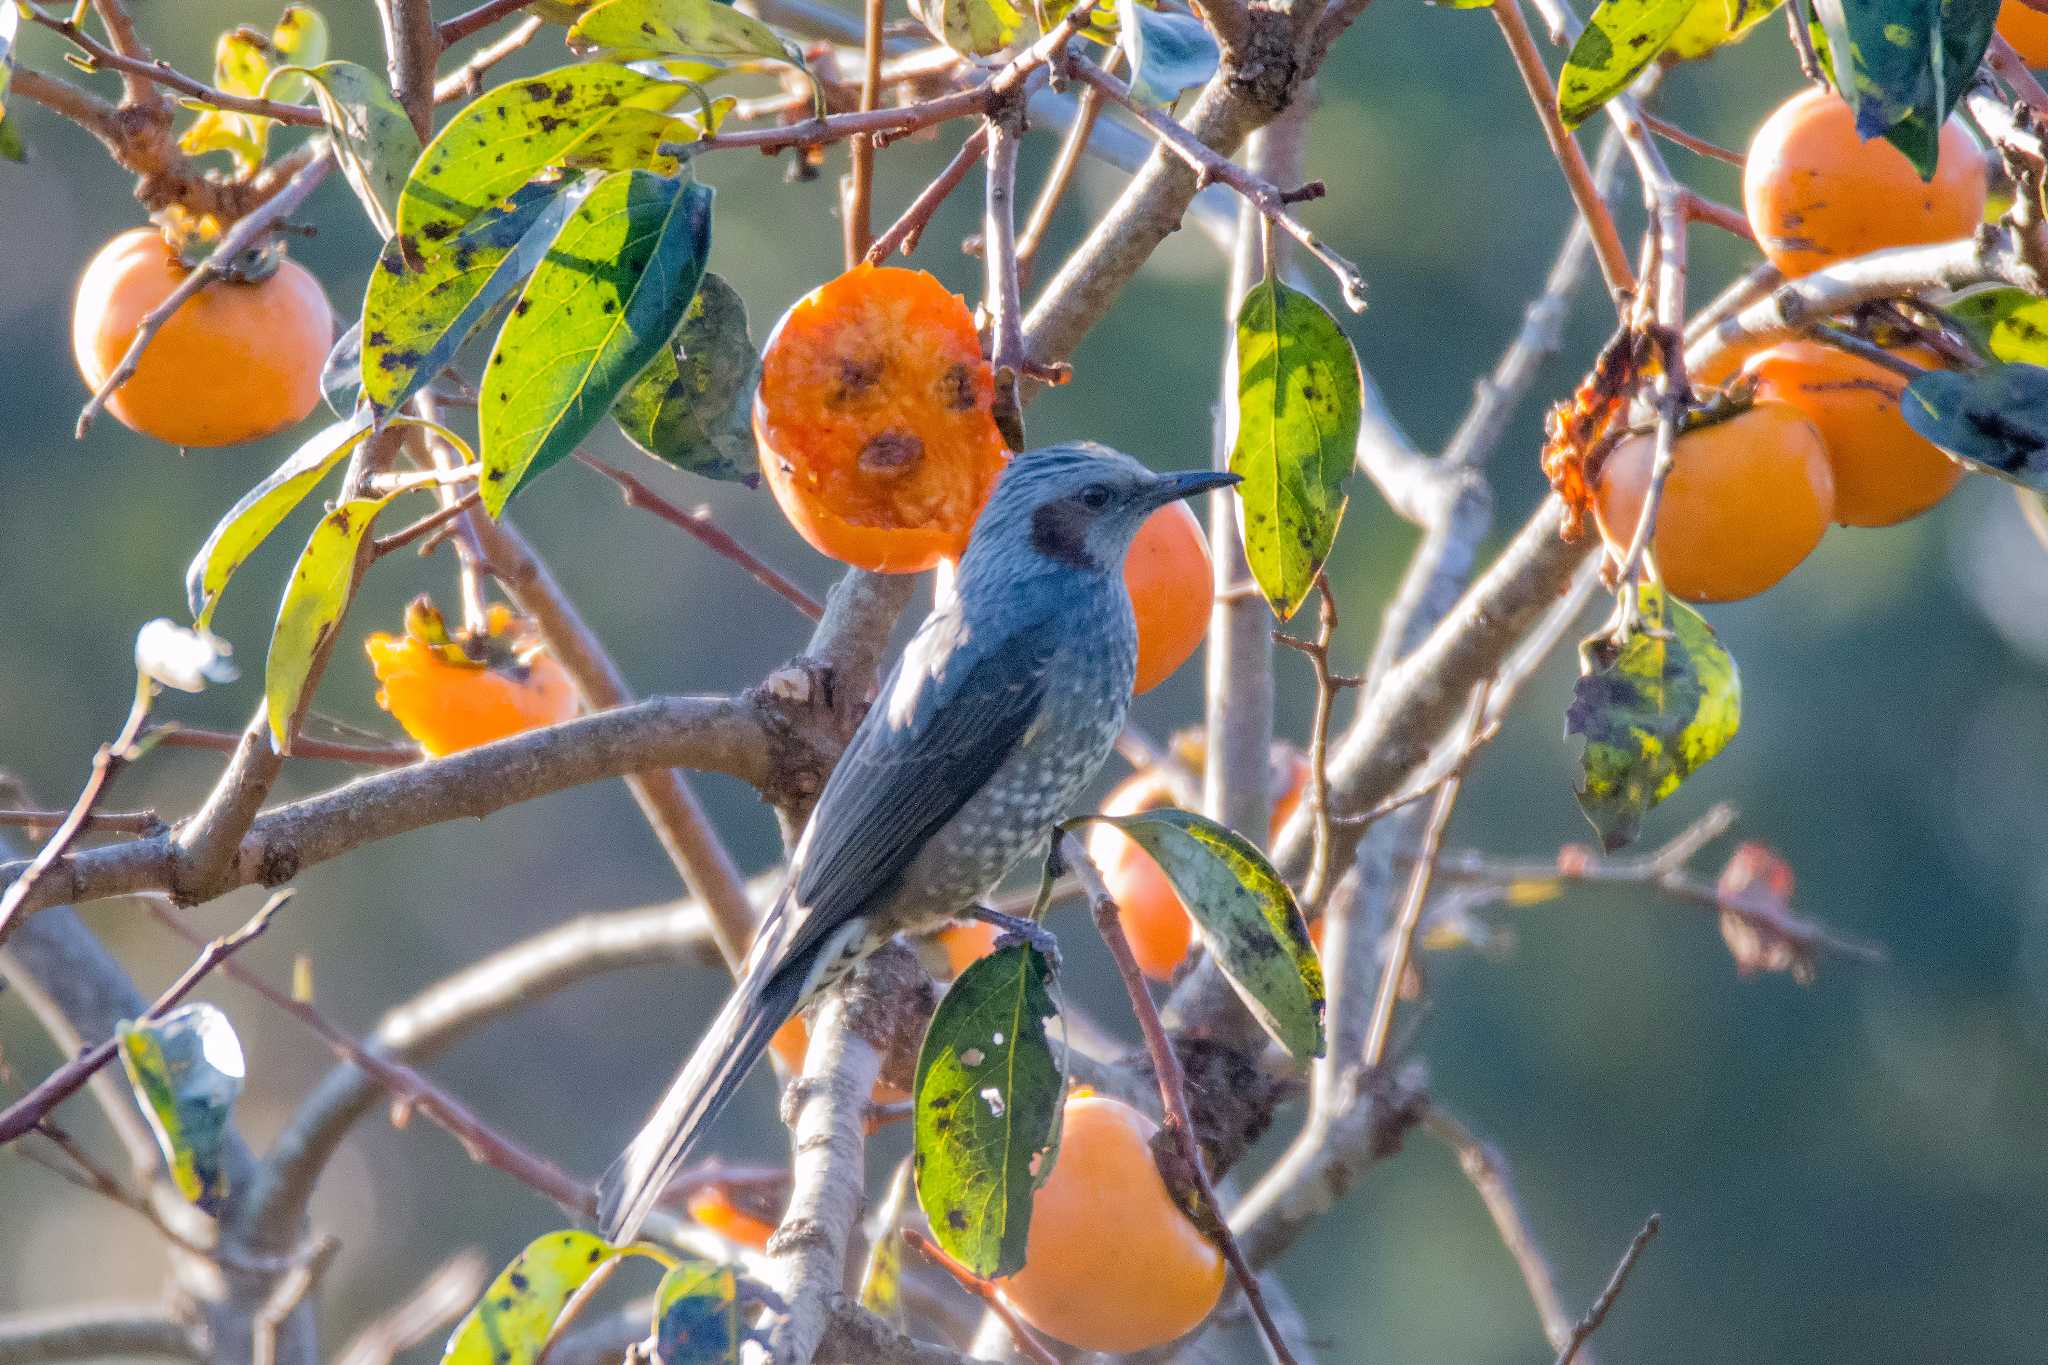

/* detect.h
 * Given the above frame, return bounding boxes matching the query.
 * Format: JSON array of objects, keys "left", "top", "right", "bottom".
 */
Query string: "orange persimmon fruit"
[
  {"left": 1742, "top": 87, "right": 1988, "bottom": 278},
  {"left": 1126, "top": 499, "right": 1216, "bottom": 693},
  {"left": 72, "top": 226, "right": 332, "bottom": 447},
  {"left": 754, "top": 264, "right": 1009, "bottom": 573},
  {"left": 1998, "top": 0, "right": 2048, "bottom": 67},
  {"left": 364, "top": 599, "right": 576, "bottom": 757},
  {"left": 1592, "top": 402, "right": 1835, "bottom": 603}
]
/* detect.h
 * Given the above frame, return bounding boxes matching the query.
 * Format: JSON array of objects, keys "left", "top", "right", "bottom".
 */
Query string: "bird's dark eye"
[{"left": 1078, "top": 483, "right": 1113, "bottom": 511}]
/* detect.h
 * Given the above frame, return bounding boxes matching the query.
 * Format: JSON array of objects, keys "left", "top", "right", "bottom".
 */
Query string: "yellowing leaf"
[
  {"left": 443, "top": 1231, "right": 631, "bottom": 1365},
  {"left": 116, "top": 1004, "right": 245, "bottom": 1214},
  {"left": 266, "top": 494, "right": 398, "bottom": 750}
]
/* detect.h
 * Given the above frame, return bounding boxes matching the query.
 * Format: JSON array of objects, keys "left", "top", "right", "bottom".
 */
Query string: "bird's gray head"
[{"left": 962, "top": 441, "right": 1239, "bottom": 576}]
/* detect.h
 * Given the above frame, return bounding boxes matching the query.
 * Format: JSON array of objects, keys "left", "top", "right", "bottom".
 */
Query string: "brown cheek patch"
[{"left": 1029, "top": 498, "right": 1098, "bottom": 570}]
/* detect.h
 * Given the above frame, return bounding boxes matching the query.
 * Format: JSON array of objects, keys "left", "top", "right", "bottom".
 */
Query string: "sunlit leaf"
[
  {"left": 181, "top": 108, "right": 268, "bottom": 175},
  {"left": 1946, "top": 287, "right": 2048, "bottom": 366},
  {"left": 650, "top": 1260, "right": 742, "bottom": 1364},
  {"left": 480, "top": 170, "right": 713, "bottom": 513},
  {"left": 365, "top": 174, "right": 589, "bottom": 418},
  {"left": 396, "top": 61, "right": 704, "bottom": 249},
  {"left": 858, "top": 1159, "right": 914, "bottom": 1328},
  {"left": 612, "top": 271, "right": 759, "bottom": 483},
  {"left": 0, "top": 117, "right": 26, "bottom": 163},
  {"left": 285, "top": 60, "right": 420, "bottom": 237},
  {"left": 1230, "top": 277, "right": 1361, "bottom": 620},
  {"left": 1901, "top": 360, "right": 2048, "bottom": 488},
  {"left": 266, "top": 493, "right": 398, "bottom": 749},
  {"left": 570, "top": 0, "right": 809, "bottom": 70},
  {"left": 1556, "top": 0, "right": 1691, "bottom": 126},
  {"left": 1664, "top": 0, "right": 1784, "bottom": 57},
  {"left": 1117, "top": 0, "right": 1218, "bottom": 106},
  {"left": 443, "top": 1230, "right": 633, "bottom": 1365},
  {"left": 909, "top": 0, "right": 1025, "bottom": 57},
  {"left": 1074, "top": 809, "right": 1324, "bottom": 1061},
  {"left": 0, "top": 4, "right": 21, "bottom": 164},
  {"left": 267, "top": 6, "right": 330, "bottom": 103},
  {"left": 116, "top": 1004, "right": 245, "bottom": 1214},
  {"left": 1566, "top": 581, "right": 1741, "bottom": 851},
  {"left": 913, "top": 943, "right": 1062, "bottom": 1279},
  {"left": 187, "top": 413, "right": 374, "bottom": 626}
]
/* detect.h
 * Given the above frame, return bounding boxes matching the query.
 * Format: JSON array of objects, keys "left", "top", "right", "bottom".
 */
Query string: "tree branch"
[
  {"left": 1555, "top": 1215, "right": 1660, "bottom": 1365},
  {"left": 0, "top": 1304, "right": 202, "bottom": 1363}
]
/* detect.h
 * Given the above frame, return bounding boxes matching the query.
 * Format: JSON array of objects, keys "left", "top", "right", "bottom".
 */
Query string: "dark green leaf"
[
  {"left": 116, "top": 1004, "right": 244, "bottom": 1215},
  {"left": 1901, "top": 360, "right": 2048, "bottom": 488},
  {"left": 913, "top": 943, "right": 1063, "bottom": 1279},
  {"left": 1566, "top": 581, "right": 1741, "bottom": 851},
  {"left": 1117, "top": 0, "right": 1218, "bottom": 106},
  {"left": 1076, "top": 809, "right": 1324, "bottom": 1060},
  {"left": 909, "top": 0, "right": 1025, "bottom": 56},
  {"left": 288, "top": 60, "right": 421, "bottom": 237},
  {"left": 1946, "top": 287, "right": 2048, "bottom": 365},
  {"left": 1557, "top": 0, "right": 1693, "bottom": 127},
  {"left": 322, "top": 321, "right": 363, "bottom": 417},
  {"left": 1229, "top": 277, "right": 1361, "bottom": 620},
  {"left": 187, "top": 413, "right": 375, "bottom": 627},
  {"left": 650, "top": 1260, "right": 742, "bottom": 1364},
  {"left": 1809, "top": 0, "right": 1997, "bottom": 175},
  {"left": 480, "top": 171, "right": 713, "bottom": 513},
  {"left": 612, "top": 271, "right": 759, "bottom": 482},
  {"left": 266, "top": 493, "right": 397, "bottom": 750},
  {"left": 0, "top": 116, "right": 28, "bottom": 163},
  {"left": 569, "top": 0, "right": 808, "bottom": 69},
  {"left": 443, "top": 1231, "right": 631, "bottom": 1365},
  {"left": 363, "top": 174, "right": 588, "bottom": 418},
  {"left": 396, "top": 61, "right": 701, "bottom": 249}
]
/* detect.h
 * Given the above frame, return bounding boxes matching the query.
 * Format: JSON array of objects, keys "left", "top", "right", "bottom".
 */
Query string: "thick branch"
[{"left": 0, "top": 1305, "right": 202, "bottom": 1363}]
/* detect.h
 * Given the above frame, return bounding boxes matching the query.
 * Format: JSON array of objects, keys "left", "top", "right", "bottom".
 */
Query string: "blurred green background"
[{"left": 4, "top": 2, "right": 2047, "bottom": 1360}]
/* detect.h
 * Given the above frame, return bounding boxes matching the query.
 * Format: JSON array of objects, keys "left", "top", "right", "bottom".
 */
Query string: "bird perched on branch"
[{"left": 598, "top": 442, "right": 1237, "bottom": 1244}]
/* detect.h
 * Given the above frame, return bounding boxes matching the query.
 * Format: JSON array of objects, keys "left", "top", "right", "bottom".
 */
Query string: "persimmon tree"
[{"left": 1, "top": 0, "right": 2045, "bottom": 1359}]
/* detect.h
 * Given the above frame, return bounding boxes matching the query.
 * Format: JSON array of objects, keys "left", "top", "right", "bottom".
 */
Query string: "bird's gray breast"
[{"left": 893, "top": 583, "right": 1136, "bottom": 919}]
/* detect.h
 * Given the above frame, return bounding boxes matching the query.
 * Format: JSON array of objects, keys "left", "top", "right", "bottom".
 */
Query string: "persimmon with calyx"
[
  {"left": 1088, "top": 741, "right": 1310, "bottom": 980},
  {"left": 72, "top": 226, "right": 332, "bottom": 447},
  {"left": 1743, "top": 87, "right": 1988, "bottom": 278},
  {"left": 364, "top": 598, "right": 576, "bottom": 757},
  {"left": 1741, "top": 340, "right": 1963, "bottom": 526},
  {"left": 754, "top": 264, "right": 1009, "bottom": 573},
  {"left": 1999, "top": 0, "right": 2048, "bottom": 66},
  {"left": 1592, "top": 401, "right": 1834, "bottom": 603},
  {"left": 998, "top": 1093, "right": 1224, "bottom": 1353},
  {"left": 1126, "top": 499, "right": 1216, "bottom": 693}
]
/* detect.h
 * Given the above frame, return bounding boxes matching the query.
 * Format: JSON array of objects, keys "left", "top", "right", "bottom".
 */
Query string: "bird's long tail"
[{"left": 596, "top": 948, "right": 806, "bottom": 1245}]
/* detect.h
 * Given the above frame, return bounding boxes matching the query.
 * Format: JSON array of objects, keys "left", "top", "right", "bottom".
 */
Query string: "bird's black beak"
[{"left": 1145, "top": 468, "right": 1241, "bottom": 508}]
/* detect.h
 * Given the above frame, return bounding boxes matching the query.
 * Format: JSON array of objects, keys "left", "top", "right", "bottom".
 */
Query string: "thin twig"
[
  {"left": 76, "top": 152, "right": 332, "bottom": 438},
  {"left": 901, "top": 1229, "right": 1060, "bottom": 1365},
  {"left": 844, "top": 0, "right": 886, "bottom": 265},
  {"left": 372, "top": 491, "right": 484, "bottom": 558},
  {"left": 574, "top": 454, "right": 823, "bottom": 620},
  {"left": 1066, "top": 59, "right": 1367, "bottom": 311},
  {"left": 1638, "top": 110, "right": 1743, "bottom": 166},
  {"left": 0, "top": 808, "right": 161, "bottom": 835},
  {"left": 1555, "top": 1215, "right": 1661, "bottom": 1365},
  {"left": 1016, "top": 48, "right": 1121, "bottom": 284},
  {"left": 145, "top": 724, "right": 418, "bottom": 766},
  {"left": 866, "top": 125, "right": 990, "bottom": 262},
  {"left": 334, "top": 1251, "right": 491, "bottom": 1365},
  {"left": 437, "top": 0, "right": 535, "bottom": 47},
  {"left": 142, "top": 898, "right": 597, "bottom": 1218},
  {"left": 433, "top": 15, "right": 545, "bottom": 105},
  {"left": 0, "top": 676, "right": 152, "bottom": 950},
  {"left": 1061, "top": 832, "right": 1301, "bottom": 1365},
  {"left": 984, "top": 106, "right": 1029, "bottom": 447},
  {"left": 0, "top": 889, "right": 295, "bottom": 1145},
  {"left": 25, "top": 6, "right": 325, "bottom": 126},
  {"left": 1274, "top": 576, "right": 1361, "bottom": 911}
]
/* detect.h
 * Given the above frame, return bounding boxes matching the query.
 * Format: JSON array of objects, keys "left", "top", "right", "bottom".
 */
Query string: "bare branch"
[
  {"left": 983, "top": 104, "right": 1029, "bottom": 444},
  {"left": 376, "top": 0, "right": 441, "bottom": 140},
  {"left": 1555, "top": 1215, "right": 1661, "bottom": 1365},
  {"left": 334, "top": 1251, "right": 489, "bottom": 1365},
  {"left": 437, "top": 0, "right": 538, "bottom": 48},
  {"left": 867, "top": 125, "right": 989, "bottom": 263},
  {"left": 145, "top": 726, "right": 416, "bottom": 767},
  {"left": 843, "top": 0, "right": 887, "bottom": 264},
  {"left": 24, "top": 7, "right": 324, "bottom": 126},
  {"left": 432, "top": 16, "right": 545, "bottom": 105},
  {"left": 0, "top": 1304, "right": 202, "bottom": 1363},
  {"left": 900, "top": 1230, "right": 1060, "bottom": 1365}
]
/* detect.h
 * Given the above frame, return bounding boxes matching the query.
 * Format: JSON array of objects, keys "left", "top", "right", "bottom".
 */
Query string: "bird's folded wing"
[{"left": 769, "top": 606, "right": 1065, "bottom": 977}]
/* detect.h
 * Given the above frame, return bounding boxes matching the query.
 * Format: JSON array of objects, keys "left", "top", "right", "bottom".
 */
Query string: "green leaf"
[
  {"left": 1901, "top": 360, "right": 2048, "bottom": 488},
  {"left": 569, "top": 0, "right": 808, "bottom": 69},
  {"left": 650, "top": 1260, "right": 743, "bottom": 1364},
  {"left": 443, "top": 1231, "right": 632, "bottom": 1365},
  {"left": 913, "top": 943, "right": 1063, "bottom": 1279},
  {"left": 0, "top": 116, "right": 25, "bottom": 163},
  {"left": 187, "top": 413, "right": 374, "bottom": 626},
  {"left": 612, "top": 271, "right": 759, "bottom": 482},
  {"left": 858, "top": 1160, "right": 914, "bottom": 1328},
  {"left": 285, "top": 61, "right": 420, "bottom": 237},
  {"left": 323, "top": 321, "right": 364, "bottom": 416},
  {"left": 1229, "top": 277, "right": 1361, "bottom": 620},
  {"left": 480, "top": 170, "right": 713, "bottom": 513},
  {"left": 1946, "top": 287, "right": 2048, "bottom": 365},
  {"left": 396, "top": 61, "right": 703, "bottom": 249},
  {"left": 1075, "top": 809, "right": 1325, "bottom": 1061},
  {"left": 1565, "top": 581, "right": 1741, "bottom": 851},
  {"left": 0, "top": 2, "right": 21, "bottom": 164},
  {"left": 267, "top": 6, "right": 329, "bottom": 103},
  {"left": 1556, "top": 0, "right": 1692, "bottom": 128},
  {"left": 1809, "top": 0, "right": 1997, "bottom": 176},
  {"left": 364, "top": 174, "right": 589, "bottom": 418},
  {"left": 116, "top": 1004, "right": 245, "bottom": 1215},
  {"left": 1118, "top": 0, "right": 1218, "bottom": 106},
  {"left": 266, "top": 493, "right": 397, "bottom": 750},
  {"left": 1664, "top": 0, "right": 1784, "bottom": 57},
  {"left": 909, "top": 0, "right": 1025, "bottom": 57}
]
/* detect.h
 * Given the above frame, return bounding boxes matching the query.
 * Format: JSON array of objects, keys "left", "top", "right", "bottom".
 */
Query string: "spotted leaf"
[
  {"left": 913, "top": 943, "right": 1062, "bottom": 1279},
  {"left": 1901, "top": 360, "right": 2048, "bottom": 489},
  {"left": 650, "top": 1260, "right": 743, "bottom": 1364},
  {"left": 1566, "top": 581, "right": 1741, "bottom": 851},
  {"left": 266, "top": 493, "right": 399, "bottom": 750},
  {"left": 1808, "top": 0, "right": 1997, "bottom": 177},
  {"left": 443, "top": 1231, "right": 633, "bottom": 1365},
  {"left": 1556, "top": 0, "right": 1692, "bottom": 127},
  {"left": 611, "top": 271, "right": 759, "bottom": 483},
  {"left": 285, "top": 60, "right": 420, "bottom": 237},
  {"left": 117, "top": 1004, "right": 245, "bottom": 1215}
]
